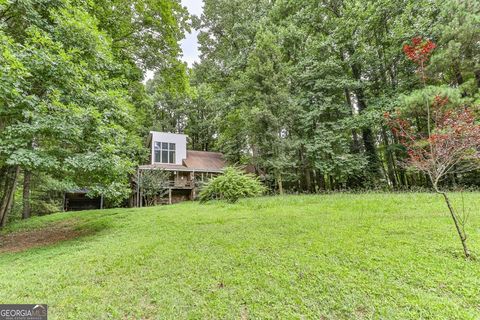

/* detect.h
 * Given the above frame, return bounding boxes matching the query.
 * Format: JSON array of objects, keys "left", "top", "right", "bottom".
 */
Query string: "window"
[{"left": 154, "top": 142, "right": 176, "bottom": 164}]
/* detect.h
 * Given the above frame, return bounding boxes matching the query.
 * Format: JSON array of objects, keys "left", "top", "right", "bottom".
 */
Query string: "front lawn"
[{"left": 0, "top": 193, "right": 479, "bottom": 319}]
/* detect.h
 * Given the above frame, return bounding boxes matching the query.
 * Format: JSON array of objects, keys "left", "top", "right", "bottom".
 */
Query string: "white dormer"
[{"left": 149, "top": 132, "right": 187, "bottom": 165}]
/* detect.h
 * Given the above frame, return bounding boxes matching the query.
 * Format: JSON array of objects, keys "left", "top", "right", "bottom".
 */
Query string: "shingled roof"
[
  {"left": 139, "top": 150, "right": 226, "bottom": 173},
  {"left": 183, "top": 151, "right": 226, "bottom": 171}
]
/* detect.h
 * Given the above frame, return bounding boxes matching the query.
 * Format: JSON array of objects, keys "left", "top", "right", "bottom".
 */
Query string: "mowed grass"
[{"left": 1, "top": 193, "right": 479, "bottom": 319}]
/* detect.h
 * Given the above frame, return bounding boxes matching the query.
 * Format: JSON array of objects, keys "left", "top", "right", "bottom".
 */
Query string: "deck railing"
[{"left": 164, "top": 180, "right": 206, "bottom": 188}]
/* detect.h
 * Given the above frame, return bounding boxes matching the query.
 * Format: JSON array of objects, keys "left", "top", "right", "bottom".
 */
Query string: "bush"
[
  {"left": 134, "top": 170, "right": 170, "bottom": 206},
  {"left": 199, "top": 167, "right": 266, "bottom": 203}
]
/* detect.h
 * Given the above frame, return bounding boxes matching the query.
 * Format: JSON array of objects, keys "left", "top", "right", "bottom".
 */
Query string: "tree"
[
  {"left": 0, "top": 0, "right": 189, "bottom": 223},
  {"left": 184, "top": 77, "right": 218, "bottom": 151},
  {"left": 195, "top": 0, "right": 275, "bottom": 165},
  {"left": 430, "top": 0, "right": 480, "bottom": 94},
  {"left": 387, "top": 97, "right": 480, "bottom": 258},
  {"left": 387, "top": 36, "right": 480, "bottom": 258},
  {"left": 136, "top": 169, "right": 171, "bottom": 206},
  {"left": 0, "top": 30, "right": 26, "bottom": 225},
  {"left": 3, "top": 4, "right": 139, "bottom": 206},
  {"left": 90, "top": 0, "right": 189, "bottom": 72},
  {"left": 191, "top": 0, "right": 446, "bottom": 192},
  {"left": 238, "top": 27, "right": 295, "bottom": 194},
  {"left": 146, "top": 61, "right": 190, "bottom": 133}
]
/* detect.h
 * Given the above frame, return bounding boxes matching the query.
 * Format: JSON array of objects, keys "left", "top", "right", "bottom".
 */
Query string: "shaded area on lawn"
[{"left": 0, "top": 218, "right": 104, "bottom": 253}]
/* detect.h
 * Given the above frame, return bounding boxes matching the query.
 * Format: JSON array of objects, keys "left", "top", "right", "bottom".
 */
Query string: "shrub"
[
  {"left": 134, "top": 169, "right": 170, "bottom": 206},
  {"left": 199, "top": 167, "right": 266, "bottom": 203}
]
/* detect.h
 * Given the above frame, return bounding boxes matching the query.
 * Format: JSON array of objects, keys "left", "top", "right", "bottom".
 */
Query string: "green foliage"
[
  {"left": 199, "top": 167, "right": 266, "bottom": 203},
  {"left": 136, "top": 169, "right": 171, "bottom": 206},
  {"left": 0, "top": 0, "right": 189, "bottom": 219},
  {"left": 183, "top": 74, "right": 219, "bottom": 151},
  {"left": 30, "top": 199, "right": 62, "bottom": 216},
  {"left": 186, "top": 0, "right": 480, "bottom": 192},
  {"left": 90, "top": 0, "right": 188, "bottom": 71}
]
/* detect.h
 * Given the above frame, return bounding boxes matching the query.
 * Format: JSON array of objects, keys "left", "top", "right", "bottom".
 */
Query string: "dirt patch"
[{"left": 0, "top": 220, "right": 89, "bottom": 254}]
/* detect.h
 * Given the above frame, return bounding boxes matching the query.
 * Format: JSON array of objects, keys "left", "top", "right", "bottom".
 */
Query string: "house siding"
[{"left": 150, "top": 132, "right": 187, "bottom": 165}]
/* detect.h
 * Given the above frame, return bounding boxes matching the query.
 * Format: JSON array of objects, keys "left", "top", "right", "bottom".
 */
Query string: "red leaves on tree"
[
  {"left": 387, "top": 37, "right": 479, "bottom": 187},
  {"left": 395, "top": 37, "right": 475, "bottom": 258},
  {"left": 385, "top": 96, "right": 480, "bottom": 186},
  {"left": 403, "top": 37, "right": 436, "bottom": 65}
]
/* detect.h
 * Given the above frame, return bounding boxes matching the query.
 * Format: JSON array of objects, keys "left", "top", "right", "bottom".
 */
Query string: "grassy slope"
[{"left": 0, "top": 193, "right": 479, "bottom": 319}]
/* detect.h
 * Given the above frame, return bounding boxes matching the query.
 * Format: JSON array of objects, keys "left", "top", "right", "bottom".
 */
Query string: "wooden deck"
[
  {"left": 134, "top": 169, "right": 217, "bottom": 207},
  {"left": 166, "top": 181, "right": 195, "bottom": 189}
]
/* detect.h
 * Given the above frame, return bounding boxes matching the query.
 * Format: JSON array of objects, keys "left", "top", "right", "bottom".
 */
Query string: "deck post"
[
  {"left": 168, "top": 188, "right": 172, "bottom": 205},
  {"left": 191, "top": 170, "right": 195, "bottom": 200}
]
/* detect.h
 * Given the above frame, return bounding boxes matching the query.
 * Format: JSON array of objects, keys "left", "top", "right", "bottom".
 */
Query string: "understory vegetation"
[
  {"left": 199, "top": 167, "right": 266, "bottom": 203},
  {"left": 0, "top": 193, "right": 479, "bottom": 319}
]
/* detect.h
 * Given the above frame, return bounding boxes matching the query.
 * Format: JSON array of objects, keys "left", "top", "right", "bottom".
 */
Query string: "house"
[{"left": 134, "top": 132, "right": 226, "bottom": 205}]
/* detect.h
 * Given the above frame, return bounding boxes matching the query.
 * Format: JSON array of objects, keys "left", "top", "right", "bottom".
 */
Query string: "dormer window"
[{"left": 154, "top": 142, "right": 176, "bottom": 164}]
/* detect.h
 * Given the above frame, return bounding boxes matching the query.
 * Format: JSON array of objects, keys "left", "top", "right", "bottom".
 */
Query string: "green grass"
[{"left": 1, "top": 193, "right": 479, "bottom": 319}]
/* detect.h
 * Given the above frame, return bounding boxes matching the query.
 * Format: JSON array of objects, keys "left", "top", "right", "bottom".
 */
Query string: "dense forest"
[
  {"left": 1, "top": 0, "right": 480, "bottom": 223},
  {"left": 154, "top": 0, "right": 480, "bottom": 193}
]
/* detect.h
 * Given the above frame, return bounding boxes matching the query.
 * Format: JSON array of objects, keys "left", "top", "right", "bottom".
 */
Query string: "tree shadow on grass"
[
  {"left": 433, "top": 247, "right": 478, "bottom": 262},
  {"left": 0, "top": 218, "right": 111, "bottom": 254}
]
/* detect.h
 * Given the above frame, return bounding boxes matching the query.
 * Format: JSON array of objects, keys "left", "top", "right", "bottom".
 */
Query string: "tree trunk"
[
  {"left": 390, "top": 131, "right": 408, "bottom": 188},
  {"left": 351, "top": 129, "right": 361, "bottom": 153},
  {"left": 381, "top": 128, "right": 397, "bottom": 188},
  {"left": 0, "top": 166, "right": 20, "bottom": 227},
  {"left": 303, "top": 155, "right": 313, "bottom": 193},
  {"left": 350, "top": 62, "right": 381, "bottom": 177},
  {"left": 438, "top": 191, "right": 470, "bottom": 258},
  {"left": 304, "top": 168, "right": 311, "bottom": 193},
  {"left": 276, "top": 172, "right": 284, "bottom": 195},
  {"left": 315, "top": 170, "right": 325, "bottom": 192},
  {"left": 0, "top": 166, "right": 6, "bottom": 191},
  {"left": 22, "top": 170, "right": 32, "bottom": 219},
  {"left": 345, "top": 89, "right": 361, "bottom": 153},
  {"left": 453, "top": 63, "right": 464, "bottom": 86}
]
